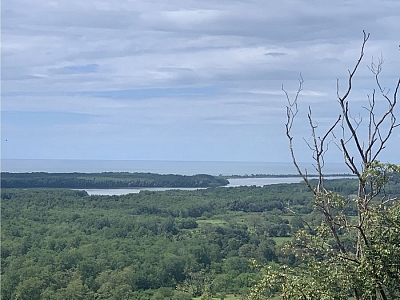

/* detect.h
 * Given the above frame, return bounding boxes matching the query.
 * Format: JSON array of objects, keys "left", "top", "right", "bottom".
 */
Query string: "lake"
[
  {"left": 83, "top": 176, "right": 355, "bottom": 195},
  {"left": 82, "top": 177, "right": 302, "bottom": 195}
]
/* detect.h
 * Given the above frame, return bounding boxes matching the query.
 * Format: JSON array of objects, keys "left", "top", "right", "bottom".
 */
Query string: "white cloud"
[{"left": 2, "top": 0, "right": 399, "bottom": 161}]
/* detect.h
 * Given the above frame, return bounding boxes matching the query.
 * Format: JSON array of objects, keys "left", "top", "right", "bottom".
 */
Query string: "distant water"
[
  {"left": 1, "top": 159, "right": 350, "bottom": 176},
  {"left": 84, "top": 176, "right": 355, "bottom": 195},
  {"left": 83, "top": 178, "right": 304, "bottom": 196},
  {"left": 83, "top": 187, "right": 206, "bottom": 196}
]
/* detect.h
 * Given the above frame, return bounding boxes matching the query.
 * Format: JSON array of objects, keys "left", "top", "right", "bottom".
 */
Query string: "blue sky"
[{"left": 1, "top": 0, "right": 399, "bottom": 163}]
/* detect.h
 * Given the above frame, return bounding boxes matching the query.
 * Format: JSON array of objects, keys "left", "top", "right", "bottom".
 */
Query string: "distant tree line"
[{"left": 1, "top": 172, "right": 229, "bottom": 189}]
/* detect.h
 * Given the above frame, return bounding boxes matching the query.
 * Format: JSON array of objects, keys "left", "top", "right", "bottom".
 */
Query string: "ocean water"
[{"left": 1, "top": 159, "right": 349, "bottom": 176}]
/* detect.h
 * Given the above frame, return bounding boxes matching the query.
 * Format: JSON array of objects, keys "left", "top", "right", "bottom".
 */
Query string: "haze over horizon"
[{"left": 2, "top": 0, "right": 400, "bottom": 164}]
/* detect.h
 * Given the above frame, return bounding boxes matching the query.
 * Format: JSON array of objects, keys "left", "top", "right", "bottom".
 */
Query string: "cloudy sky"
[{"left": 2, "top": 0, "right": 399, "bottom": 163}]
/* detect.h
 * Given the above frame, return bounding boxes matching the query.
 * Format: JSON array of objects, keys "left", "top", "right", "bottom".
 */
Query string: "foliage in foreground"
[
  {"left": 249, "top": 31, "right": 400, "bottom": 299},
  {"left": 249, "top": 199, "right": 400, "bottom": 300}
]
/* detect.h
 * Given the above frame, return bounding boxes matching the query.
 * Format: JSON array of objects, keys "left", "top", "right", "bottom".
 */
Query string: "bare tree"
[
  {"left": 284, "top": 31, "right": 400, "bottom": 300},
  {"left": 249, "top": 32, "right": 400, "bottom": 300}
]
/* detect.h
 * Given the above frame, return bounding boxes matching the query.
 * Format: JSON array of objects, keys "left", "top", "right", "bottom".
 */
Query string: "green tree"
[
  {"left": 95, "top": 267, "right": 136, "bottom": 299},
  {"left": 250, "top": 31, "right": 400, "bottom": 299},
  {"left": 55, "top": 277, "right": 94, "bottom": 300},
  {"left": 12, "top": 277, "right": 45, "bottom": 300},
  {"left": 177, "top": 270, "right": 210, "bottom": 297}
]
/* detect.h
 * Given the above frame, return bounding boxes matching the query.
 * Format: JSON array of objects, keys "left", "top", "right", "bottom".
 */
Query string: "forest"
[
  {"left": 0, "top": 172, "right": 229, "bottom": 189},
  {"left": 2, "top": 173, "right": 400, "bottom": 300}
]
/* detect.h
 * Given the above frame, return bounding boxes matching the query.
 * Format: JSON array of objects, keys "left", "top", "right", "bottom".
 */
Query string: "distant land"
[
  {"left": 1, "top": 171, "right": 357, "bottom": 190},
  {"left": 0, "top": 172, "right": 229, "bottom": 189},
  {"left": 0, "top": 159, "right": 351, "bottom": 175}
]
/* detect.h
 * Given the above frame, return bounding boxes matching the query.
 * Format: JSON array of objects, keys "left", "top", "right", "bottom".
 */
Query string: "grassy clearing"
[
  {"left": 196, "top": 213, "right": 294, "bottom": 247},
  {"left": 210, "top": 212, "right": 262, "bottom": 225},
  {"left": 197, "top": 219, "right": 228, "bottom": 226},
  {"left": 192, "top": 295, "right": 242, "bottom": 300},
  {"left": 197, "top": 211, "right": 250, "bottom": 227},
  {"left": 280, "top": 215, "right": 295, "bottom": 221},
  {"left": 192, "top": 295, "right": 281, "bottom": 300},
  {"left": 272, "top": 236, "right": 292, "bottom": 245}
]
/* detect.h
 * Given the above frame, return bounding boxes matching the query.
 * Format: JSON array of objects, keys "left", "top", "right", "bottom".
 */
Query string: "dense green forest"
[
  {"left": 1, "top": 175, "right": 400, "bottom": 299},
  {"left": 1, "top": 172, "right": 229, "bottom": 189}
]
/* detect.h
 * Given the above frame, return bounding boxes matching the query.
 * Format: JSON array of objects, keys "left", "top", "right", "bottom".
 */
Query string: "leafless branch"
[
  {"left": 284, "top": 76, "right": 316, "bottom": 193},
  {"left": 281, "top": 30, "right": 399, "bottom": 300}
]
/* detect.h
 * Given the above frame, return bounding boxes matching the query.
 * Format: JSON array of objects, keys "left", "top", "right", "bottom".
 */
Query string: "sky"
[{"left": 1, "top": 0, "right": 400, "bottom": 163}]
